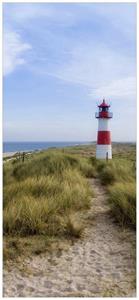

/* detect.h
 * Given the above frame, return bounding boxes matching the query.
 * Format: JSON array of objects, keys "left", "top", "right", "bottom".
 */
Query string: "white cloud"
[
  {"left": 89, "top": 76, "right": 136, "bottom": 99},
  {"left": 3, "top": 28, "right": 31, "bottom": 76},
  {"left": 46, "top": 42, "right": 135, "bottom": 91},
  {"left": 44, "top": 42, "right": 135, "bottom": 107}
]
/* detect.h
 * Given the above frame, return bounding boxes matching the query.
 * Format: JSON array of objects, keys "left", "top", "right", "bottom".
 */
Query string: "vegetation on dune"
[
  {"left": 94, "top": 156, "right": 136, "bottom": 228},
  {"left": 97, "top": 159, "right": 135, "bottom": 186},
  {"left": 3, "top": 151, "right": 93, "bottom": 239},
  {"left": 108, "top": 182, "right": 136, "bottom": 227},
  {"left": 3, "top": 143, "right": 136, "bottom": 261}
]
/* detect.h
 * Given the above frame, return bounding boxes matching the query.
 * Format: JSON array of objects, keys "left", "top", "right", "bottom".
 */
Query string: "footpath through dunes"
[{"left": 3, "top": 178, "right": 136, "bottom": 297}]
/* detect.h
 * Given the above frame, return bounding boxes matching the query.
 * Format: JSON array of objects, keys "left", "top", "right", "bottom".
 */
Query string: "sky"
[{"left": 3, "top": 3, "right": 136, "bottom": 142}]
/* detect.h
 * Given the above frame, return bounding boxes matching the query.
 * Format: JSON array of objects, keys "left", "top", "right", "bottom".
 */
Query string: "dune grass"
[
  {"left": 108, "top": 182, "right": 136, "bottom": 227},
  {"left": 97, "top": 159, "right": 135, "bottom": 186},
  {"left": 3, "top": 151, "right": 94, "bottom": 240},
  {"left": 3, "top": 144, "right": 136, "bottom": 261},
  {"left": 94, "top": 155, "right": 136, "bottom": 228}
]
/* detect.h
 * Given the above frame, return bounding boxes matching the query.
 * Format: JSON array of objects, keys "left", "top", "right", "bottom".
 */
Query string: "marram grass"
[
  {"left": 95, "top": 157, "right": 136, "bottom": 227},
  {"left": 108, "top": 182, "right": 136, "bottom": 227},
  {"left": 3, "top": 145, "right": 136, "bottom": 262},
  {"left": 3, "top": 151, "right": 93, "bottom": 237}
]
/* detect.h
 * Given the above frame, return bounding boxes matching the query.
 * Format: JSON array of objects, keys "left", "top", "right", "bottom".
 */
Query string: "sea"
[{"left": 3, "top": 141, "right": 92, "bottom": 153}]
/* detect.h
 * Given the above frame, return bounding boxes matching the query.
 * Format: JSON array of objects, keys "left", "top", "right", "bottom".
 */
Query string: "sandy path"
[{"left": 3, "top": 179, "right": 136, "bottom": 297}]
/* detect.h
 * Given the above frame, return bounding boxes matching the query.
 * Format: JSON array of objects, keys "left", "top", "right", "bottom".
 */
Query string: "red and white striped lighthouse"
[{"left": 95, "top": 99, "right": 113, "bottom": 159}]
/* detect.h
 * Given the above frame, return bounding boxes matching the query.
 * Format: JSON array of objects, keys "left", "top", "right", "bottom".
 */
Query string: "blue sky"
[{"left": 3, "top": 3, "right": 136, "bottom": 142}]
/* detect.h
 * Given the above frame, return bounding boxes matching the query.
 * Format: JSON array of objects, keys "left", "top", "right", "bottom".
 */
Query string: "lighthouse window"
[{"left": 102, "top": 107, "right": 108, "bottom": 112}]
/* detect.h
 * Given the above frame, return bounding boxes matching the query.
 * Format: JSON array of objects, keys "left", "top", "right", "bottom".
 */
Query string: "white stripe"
[
  {"left": 98, "top": 119, "right": 110, "bottom": 131},
  {"left": 96, "top": 144, "right": 112, "bottom": 159}
]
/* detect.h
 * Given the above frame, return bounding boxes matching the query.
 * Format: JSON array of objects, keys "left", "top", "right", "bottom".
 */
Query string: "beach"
[{"left": 3, "top": 152, "right": 16, "bottom": 158}]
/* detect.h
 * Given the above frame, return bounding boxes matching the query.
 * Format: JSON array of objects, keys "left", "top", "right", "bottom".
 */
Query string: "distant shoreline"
[
  {"left": 3, "top": 141, "right": 93, "bottom": 154},
  {"left": 3, "top": 141, "right": 136, "bottom": 157},
  {"left": 3, "top": 152, "right": 17, "bottom": 158},
  {"left": 3, "top": 151, "right": 33, "bottom": 158}
]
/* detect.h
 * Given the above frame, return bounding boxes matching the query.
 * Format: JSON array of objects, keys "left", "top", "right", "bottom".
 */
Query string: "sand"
[
  {"left": 3, "top": 178, "right": 136, "bottom": 297},
  {"left": 3, "top": 152, "right": 17, "bottom": 158}
]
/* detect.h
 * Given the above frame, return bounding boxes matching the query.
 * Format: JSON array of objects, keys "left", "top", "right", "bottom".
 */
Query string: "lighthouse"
[{"left": 95, "top": 99, "right": 113, "bottom": 159}]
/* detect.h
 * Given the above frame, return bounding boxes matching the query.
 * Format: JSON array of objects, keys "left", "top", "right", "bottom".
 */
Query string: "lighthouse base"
[{"left": 96, "top": 144, "right": 112, "bottom": 159}]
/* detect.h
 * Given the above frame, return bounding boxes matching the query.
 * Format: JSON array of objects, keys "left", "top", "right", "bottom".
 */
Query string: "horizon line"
[{"left": 3, "top": 140, "right": 136, "bottom": 143}]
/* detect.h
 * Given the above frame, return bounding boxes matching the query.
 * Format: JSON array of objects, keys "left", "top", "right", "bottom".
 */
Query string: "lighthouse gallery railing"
[{"left": 95, "top": 112, "right": 113, "bottom": 118}]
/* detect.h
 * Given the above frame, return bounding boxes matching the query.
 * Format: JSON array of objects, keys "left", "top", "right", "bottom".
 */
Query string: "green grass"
[
  {"left": 3, "top": 143, "right": 136, "bottom": 261},
  {"left": 94, "top": 151, "right": 136, "bottom": 228},
  {"left": 3, "top": 150, "right": 95, "bottom": 261},
  {"left": 97, "top": 159, "right": 135, "bottom": 186},
  {"left": 108, "top": 182, "right": 136, "bottom": 227}
]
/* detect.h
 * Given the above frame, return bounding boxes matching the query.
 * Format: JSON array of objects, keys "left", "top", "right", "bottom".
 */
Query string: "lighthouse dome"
[
  {"left": 95, "top": 99, "right": 113, "bottom": 119},
  {"left": 98, "top": 99, "right": 110, "bottom": 108}
]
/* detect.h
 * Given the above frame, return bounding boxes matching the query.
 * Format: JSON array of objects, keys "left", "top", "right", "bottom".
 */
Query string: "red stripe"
[{"left": 97, "top": 131, "right": 111, "bottom": 145}]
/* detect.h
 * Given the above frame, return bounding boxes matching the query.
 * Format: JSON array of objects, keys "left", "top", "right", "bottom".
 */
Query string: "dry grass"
[
  {"left": 3, "top": 143, "right": 136, "bottom": 261},
  {"left": 3, "top": 150, "right": 94, "bottom": 260},
  {"left": 4, "top": 154, "right": 93, "bottom": 236},
  {"left": 95, "top": 154, "right": 136, "bottom": 228},
  {"left": 108, "top": 182, "right": 136, "bottom": 227}
]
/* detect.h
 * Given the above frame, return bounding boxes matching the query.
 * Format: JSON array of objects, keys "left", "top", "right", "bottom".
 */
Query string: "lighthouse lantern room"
[{"left": 95, "top": 99, "right": 113, "bottom": 159}]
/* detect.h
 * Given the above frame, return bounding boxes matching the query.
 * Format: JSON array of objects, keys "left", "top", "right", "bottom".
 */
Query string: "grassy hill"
[{"left": 3, "top": 143, "right": 136, "bottom": 261}]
